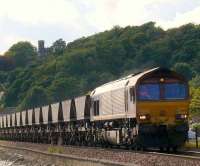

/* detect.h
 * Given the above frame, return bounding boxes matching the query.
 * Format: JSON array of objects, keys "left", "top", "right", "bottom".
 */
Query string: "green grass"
[
  {"left": 184, "top": 139, "right": 200, "bottom": 149},
  {"left": 48, "top": 146, "right": 64, "bottom": 154}
]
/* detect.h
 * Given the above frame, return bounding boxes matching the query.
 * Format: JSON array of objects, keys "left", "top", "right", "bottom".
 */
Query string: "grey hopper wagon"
[
  {"left": 3, "top": 115, "right": 7, "bottom": 128},
  {"left": 0, "top": 116, "right": 2, "bottom": 128},
  {"left": 12, "top": 113, "right": 15, "bottom": 127},
  {"left": 7, "top": 114, "right": 11, "bottom": 128},
  {"left": 9, "top": 114, "right": 12, "bottom": 127},
  {"left": 62, "top": 99, "right": 71, "bottom": 122},
  {"left": 2, "top": 116, "right": 4, "bottom": 128},
  {"left": 42, "top": 105, "right": 49, "bottom": 124},
  {"left": 28, "top": 109, "right": 33, "bottom": 126},
  {"left": 22, "top": 110, "right": 27, "bottom": 126},
  {"left": 51, "top": 102, "right": 59, "bottom": 123},
  {"left": 75, "top": 95, "right": 91, "bottom": 121},
  {"left": 34, "top": 107, "right": 41, "bottom": 125},
  {"left": 16, "top": 112, "right": 22, "bottom": 127}
]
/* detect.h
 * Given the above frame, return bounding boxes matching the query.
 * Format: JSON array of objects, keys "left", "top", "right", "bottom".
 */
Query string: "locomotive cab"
[{"left": 135, "top": 68, "right": 189, "bottom": 149}]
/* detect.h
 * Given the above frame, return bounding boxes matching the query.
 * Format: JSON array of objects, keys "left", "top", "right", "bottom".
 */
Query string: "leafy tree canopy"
[
  {"left": 5, "top": 41, "right": 37, "bottom": 68},
  {"left": 0, "top": 22, "right": 200, "bottom": 116}
]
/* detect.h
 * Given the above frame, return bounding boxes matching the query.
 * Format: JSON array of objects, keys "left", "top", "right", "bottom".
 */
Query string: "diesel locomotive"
[{"left": 0, "top": 67, "right": 189, "bottom": 151}]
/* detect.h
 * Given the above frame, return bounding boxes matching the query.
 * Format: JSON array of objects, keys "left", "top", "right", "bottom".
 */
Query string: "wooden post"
[{"left": 195, "top": 127, "right": 198, "bottom": 148}]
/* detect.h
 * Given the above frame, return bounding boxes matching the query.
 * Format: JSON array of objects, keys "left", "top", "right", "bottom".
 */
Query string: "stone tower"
[{"left": 38, "top": 40, "right": 46, "bottom": 56}]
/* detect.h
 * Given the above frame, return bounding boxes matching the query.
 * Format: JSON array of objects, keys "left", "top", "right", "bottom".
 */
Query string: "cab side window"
[
  {"left": 129, "top": 87, "right": 135, "bottom": 103},
  {"left": 93, "top": 100, "right": 99, "bottom": 116}
]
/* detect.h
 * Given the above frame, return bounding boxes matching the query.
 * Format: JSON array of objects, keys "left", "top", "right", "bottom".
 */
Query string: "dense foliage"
[
  {"left": 0, "top": 22, "right": 200, "bottom": 115},
  {"left": 4, "top": 42, "right": 37, "bottom": 68}
]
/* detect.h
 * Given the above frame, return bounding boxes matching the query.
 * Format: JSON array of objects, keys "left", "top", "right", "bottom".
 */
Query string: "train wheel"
[
  {"left": 57, "top": 135, "right": 63, "bottom": 145},
  {"left": 51, "top": 137, "right": 54, "bottom": 145},
  {"left": 135, "top": 144, "right": 141, "bottom": 151},
  {"left": 166, "top": 147, "right": 170, "bottom": 153},
  {"left": 141, "top": 146, "right": 147, "bottom": 151},
  {"left": 159, "top": 147, "right": 164, "bottom": 152},
  {"left": 172, "top": 146, "right": 177, "bottom": 153}
]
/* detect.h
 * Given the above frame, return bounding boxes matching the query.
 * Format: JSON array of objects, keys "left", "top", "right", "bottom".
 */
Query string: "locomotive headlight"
[
  {"left": 139, "top": 115, "right": 147, "bottom": 120},
  {"left": 160, "top": 78, "right": 165, "bottom": 82},
  {"left": 139, "top": 115, "right": 150, "bottom": 120},
  {"left": 176, "top": 114, "right": 188, "bottom": 120}
]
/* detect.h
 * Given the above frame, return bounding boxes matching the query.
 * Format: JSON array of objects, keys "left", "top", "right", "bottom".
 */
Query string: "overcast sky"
[{"left": 0, "top": 0, "right": 200, "bottom": 54}]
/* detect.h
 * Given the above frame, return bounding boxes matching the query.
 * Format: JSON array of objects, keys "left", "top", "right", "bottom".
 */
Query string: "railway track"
[
  {"left": 63, "top": 144, "right": 200, "bottom": 161},
  {"left": 0, "top": 141, "right": 200, "bottom": 166},
  {"left": 147, "top": 150, "right": 200, "bottom": 161},
  {"left": 0, "top": 143, "right": 131, "bottom": 166}
]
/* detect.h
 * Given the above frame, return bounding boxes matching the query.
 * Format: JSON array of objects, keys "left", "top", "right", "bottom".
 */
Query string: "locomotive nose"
[{"left": 137, "top": 101, "right": 189, "bottom": 125}]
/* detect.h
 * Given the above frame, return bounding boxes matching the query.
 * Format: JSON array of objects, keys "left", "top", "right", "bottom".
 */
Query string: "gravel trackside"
[{"left": 0, "top": 141, "right": 199, "bottom": 166}]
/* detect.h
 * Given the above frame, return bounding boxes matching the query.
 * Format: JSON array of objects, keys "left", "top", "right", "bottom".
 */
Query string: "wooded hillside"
[{"left": 0, "top": 22, "right": 200, "bottom": 115}]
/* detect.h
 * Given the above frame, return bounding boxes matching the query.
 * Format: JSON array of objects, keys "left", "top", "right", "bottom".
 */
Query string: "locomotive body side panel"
[
  {"left": 111, "top": 88, "right": 126, "bottom": 115},
  {"left": 101, "top": 91, "right": 112, "bottom": 116},
  {"left": 91, "top": 77, "right": 137, "bottom": 121},
  {"left": 126, "top": 86, "right": 137, "bottom": 118}
]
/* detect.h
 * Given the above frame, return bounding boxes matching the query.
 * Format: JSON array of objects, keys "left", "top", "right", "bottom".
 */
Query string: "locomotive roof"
[{"left": 90, "top": 67, "right": 174, "bottom": 96}]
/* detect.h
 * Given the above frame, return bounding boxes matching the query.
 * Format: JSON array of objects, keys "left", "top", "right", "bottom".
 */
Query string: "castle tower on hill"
[{"left": 38, "top": 40, "right": 46, "bottom": 56}]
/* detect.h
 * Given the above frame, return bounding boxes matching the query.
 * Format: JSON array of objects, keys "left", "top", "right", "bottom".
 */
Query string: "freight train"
[{"left": 0, "top": 67, "right": 189, "bottom": 151}]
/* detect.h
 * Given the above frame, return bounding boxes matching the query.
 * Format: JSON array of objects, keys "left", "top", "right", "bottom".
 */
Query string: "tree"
[
  {"left": 5, "top": 41, "right": 37, "bottom": 68},
  {"left": 0, "top": 56, "right": 15, "bottom": 71},
  {"left": 48, "top": 76, "right": 80, "bottom": 102},
  {"left": 21, "top": 86, "right": 49, "bottom": 109},
  {"left": 190, "top": 88, "right": 200, "bottom": 115},
  {"left": 190, "top": 75, "right": 200, "bottom": 88},
  {"left": 51, "top": 38, "right": 66, "bottom": 55},
  {"left": 3, "top": 79, "right": 23, "bottom": 107},
  {"left": 173, "top": 63, "right": 193, "bottom": 80}
]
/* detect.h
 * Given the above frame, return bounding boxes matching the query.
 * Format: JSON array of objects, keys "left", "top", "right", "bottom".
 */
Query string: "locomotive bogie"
[{"left": 102, "top": 130, "right": 120, "bottom": 145}]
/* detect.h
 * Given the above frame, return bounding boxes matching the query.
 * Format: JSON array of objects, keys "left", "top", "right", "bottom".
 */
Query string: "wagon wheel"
[
  {"left": 57, "top": 135, "right": 63, "bottom": 145},
  {"left": 172, "top": 146, "right": 177, "bottom": 153},
  {"left": 65, "top": 133, "right": 70, "bottom": 145},
  {"left": 87, "top": 135, "right": 95, "bottom": 146}
]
